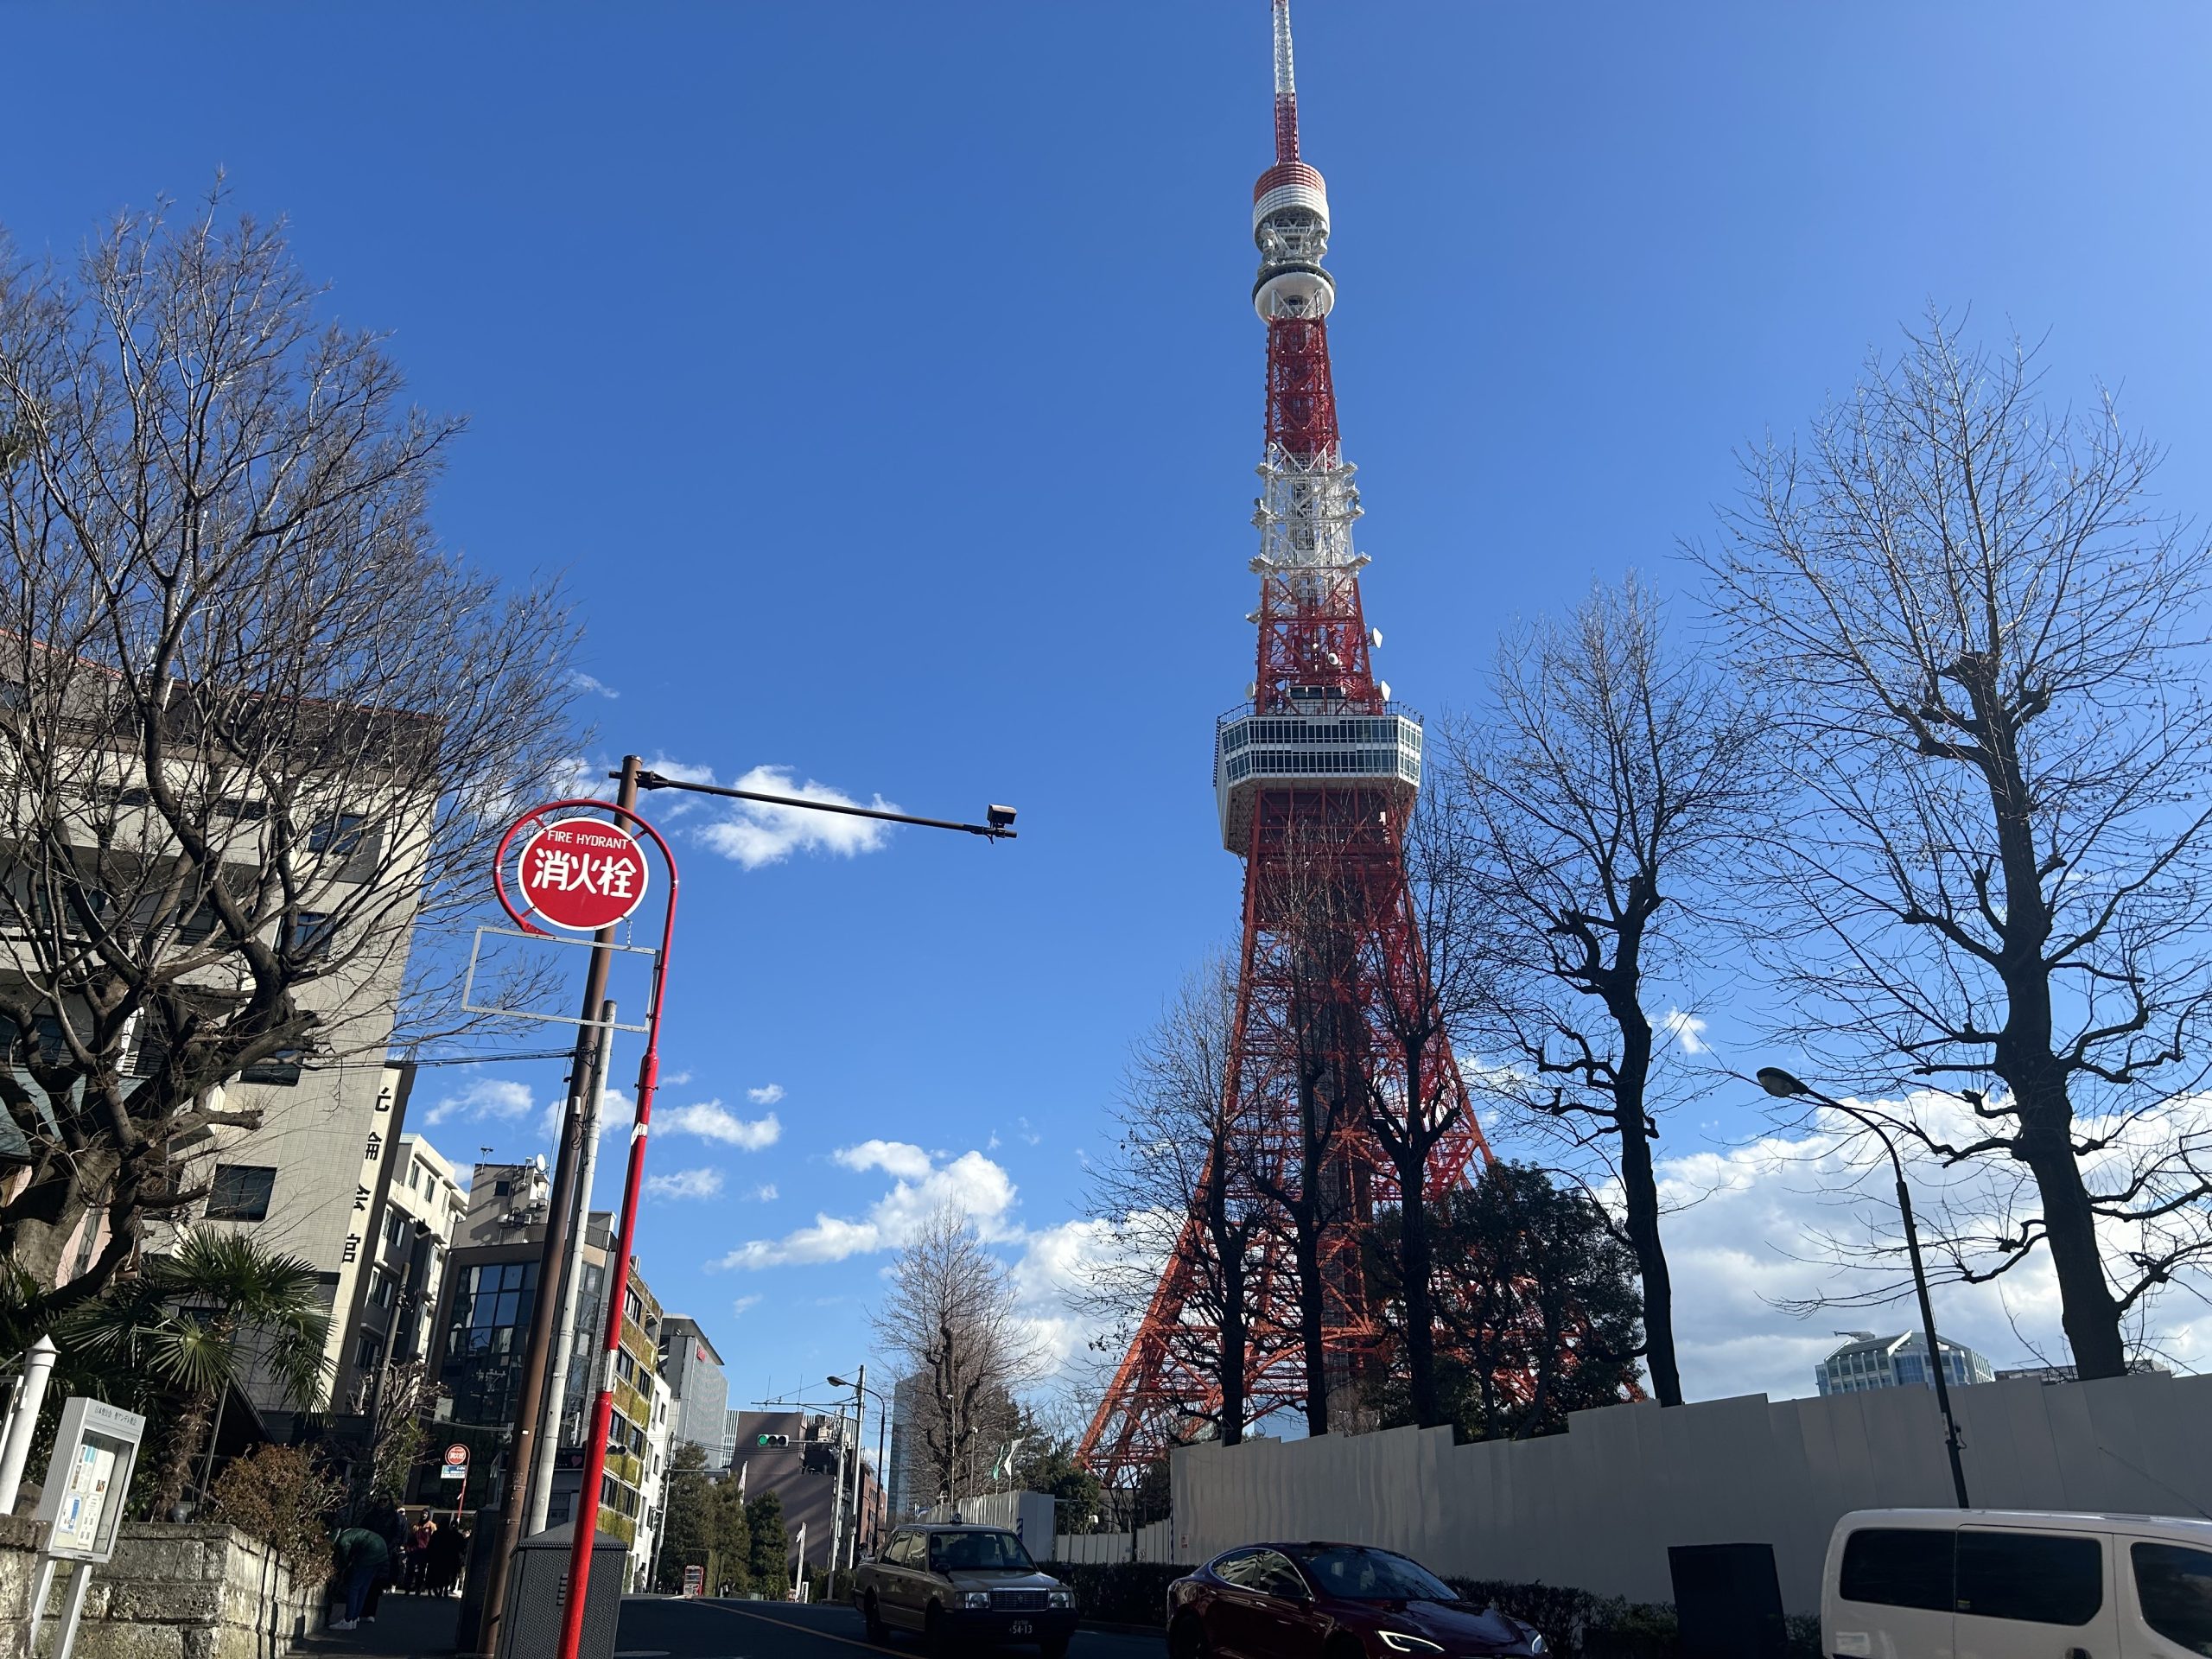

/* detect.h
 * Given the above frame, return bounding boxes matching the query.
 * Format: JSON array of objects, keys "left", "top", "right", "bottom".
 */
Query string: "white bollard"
[{"left": 0, "top": 1337, "right": 60, "bottom": 1515}]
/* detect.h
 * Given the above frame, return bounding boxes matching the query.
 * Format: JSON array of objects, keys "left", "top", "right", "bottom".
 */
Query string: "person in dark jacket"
[
  {"left": 426, "top": 1520, "right": 466, "bottom": 1597},
  {"left": 329, "top": 1524, "right": 391, "bottom": 1630}
]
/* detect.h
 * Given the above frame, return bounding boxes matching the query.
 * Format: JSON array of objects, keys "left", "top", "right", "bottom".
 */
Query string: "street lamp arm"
[
  {"left": 1751, "top": 1061, "right": 1971, "bottom": 1510},
  {"left": 629, "top": 771, "right": 1018, "bottom": 841}
]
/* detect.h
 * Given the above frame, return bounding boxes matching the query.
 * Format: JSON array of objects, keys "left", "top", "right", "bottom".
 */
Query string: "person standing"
[{"left": 406, "top": 1516, "right": 436, "bottom": 1593}]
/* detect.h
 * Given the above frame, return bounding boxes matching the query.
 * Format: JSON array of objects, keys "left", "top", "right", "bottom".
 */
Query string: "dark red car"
[{"left": 1166, "top": 1541, "right": 1547, "bottom": 1659}]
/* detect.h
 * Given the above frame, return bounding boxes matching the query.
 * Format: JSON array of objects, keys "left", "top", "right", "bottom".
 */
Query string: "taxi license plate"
[{"left": 1008, "top": 1619, "right": 1033, "bottom": 1635}]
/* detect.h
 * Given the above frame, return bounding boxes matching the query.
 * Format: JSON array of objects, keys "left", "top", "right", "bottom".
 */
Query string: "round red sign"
[
  {"left": 515, "top": 817, "right": 651, "bottom": 931},
  {"left": 443, "top": 1444, "right": 468, "bottom": 1467}
]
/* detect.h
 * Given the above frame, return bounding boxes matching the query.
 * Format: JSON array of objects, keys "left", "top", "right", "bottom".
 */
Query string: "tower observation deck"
[{"left": 1081, "top": 1, "right": 1494, "bottom": 1481}]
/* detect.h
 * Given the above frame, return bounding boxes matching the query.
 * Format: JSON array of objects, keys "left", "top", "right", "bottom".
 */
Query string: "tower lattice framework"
[{"left": 1082, "top": 0, "right": 1492, "bottom": 1482}]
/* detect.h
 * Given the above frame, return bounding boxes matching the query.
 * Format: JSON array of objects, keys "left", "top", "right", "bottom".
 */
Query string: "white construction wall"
[
  {"left": 931, "top": 1490, "right": 1058, "bottom": 1556},
  {"left": 1168, "top": 1372, "right": 2212, "bottom": 1612}
]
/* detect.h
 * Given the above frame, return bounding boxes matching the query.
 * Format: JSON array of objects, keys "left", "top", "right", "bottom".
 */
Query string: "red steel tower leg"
[{"left": 1083, "top": 0, "right": 1492, "bottom": 1478}]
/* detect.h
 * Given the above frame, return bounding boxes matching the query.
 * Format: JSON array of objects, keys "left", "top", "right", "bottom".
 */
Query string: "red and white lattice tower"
[{"left": 1082, "top": 0, "right": 1492, "bottom": 1479}]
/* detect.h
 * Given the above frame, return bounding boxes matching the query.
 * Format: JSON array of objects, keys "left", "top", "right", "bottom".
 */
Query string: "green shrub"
[{"left": 1055, "top": 1560, "right": 1186, "bottom": 1626}]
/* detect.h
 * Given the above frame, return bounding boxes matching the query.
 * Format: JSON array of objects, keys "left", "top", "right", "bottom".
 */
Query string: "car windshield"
[
  {"left": 931, "top": 1531, "right": 1035, "bottom": 1572},
  {"left": 1297, "top": 1547, "right": 1457, "bottom": 1603}
]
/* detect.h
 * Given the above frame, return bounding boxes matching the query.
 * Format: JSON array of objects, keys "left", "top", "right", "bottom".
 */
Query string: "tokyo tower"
[{"left": 1083, "top": 0, "right": 1491, "bottom": 1478}]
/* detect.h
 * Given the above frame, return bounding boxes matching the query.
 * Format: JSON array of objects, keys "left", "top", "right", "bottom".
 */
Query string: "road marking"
[{"left": 701, "top": 1602, "right": 903, "bottom": 1656}]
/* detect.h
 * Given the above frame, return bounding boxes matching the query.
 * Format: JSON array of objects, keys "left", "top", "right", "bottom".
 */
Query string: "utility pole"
[
  {"left": 479, "top": 755, "right": 640, "bottom": 1657},
  {"left": 525, "top": 997, "right": 618, "bottom": 1533}
]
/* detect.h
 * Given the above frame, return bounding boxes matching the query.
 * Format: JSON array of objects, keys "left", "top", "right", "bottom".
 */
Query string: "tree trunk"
[
  {"left": 1215, "top": 1229, "right": 1249, "bottom": 1447},
  {"left": 1292, "top": 1214, "right": 1329, "bottom": 1437},
  {"left": 1397, "top": 1164, "right": 1444, "bottom": 1428},
  {"left": 1605, "top": 981, "right": 1681, "bottom": 1408},
  {"left": 2013, "top": 1077, "right": 2128, "bottom": 1377},
  {"left": 1615, "top": 1101, "right": 1681, "bottom": 1407},
  {"left": 157, "top": 1386, "right": 219, "bottom": 1516}
]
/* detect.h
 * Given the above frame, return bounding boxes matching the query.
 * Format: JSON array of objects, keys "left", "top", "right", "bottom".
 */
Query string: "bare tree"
[
  {"left": 1349, "top": 766, "right": 1497, "bottom": 1429},
  {"left": 1082, "top": 954, "right": 1281, "bottom": 1450},
  {"left": 1448, "top": 573, "right": 1766, "bottom": 1406},
  {"left": 0, "top": 196, "right": 577, "bottom": 1323},
  {"left": 1704, "top": 318, "right": 2212, "bottom": 1378},
  {"left": 1243, "top": 819, "right": 1374, "bottom": 1437},
  {"left": 873, "top": 1205, "right": 1043, "bottom": 1503}
]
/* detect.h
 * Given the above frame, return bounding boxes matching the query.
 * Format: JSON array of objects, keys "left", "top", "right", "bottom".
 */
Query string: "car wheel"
[
  {"left": 1325, "top": 1634, "right": 1366, "bottom": 1659},
  {"left": 925, "top": 1601, "right": 955, "bottom": 1658},
  {"left": 863, "top": 1592, "right": 887, "bottom": 1643},
  {"left": 1168, "top": 1612, "right": 1211, "bottom": 1659}
]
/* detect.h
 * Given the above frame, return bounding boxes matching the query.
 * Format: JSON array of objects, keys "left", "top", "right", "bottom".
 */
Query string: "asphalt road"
[{"left": 613, "top": 1599, "right": 1166, "bottom": 1659}]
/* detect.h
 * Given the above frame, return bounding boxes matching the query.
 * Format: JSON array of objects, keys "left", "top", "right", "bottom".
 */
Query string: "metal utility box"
[
  {"left": 1669, "top": 1542, "right": 1788, "bottom": 1659},
  {"left": 496, "top": 1520, "right": 628, "bottom": 1659}
]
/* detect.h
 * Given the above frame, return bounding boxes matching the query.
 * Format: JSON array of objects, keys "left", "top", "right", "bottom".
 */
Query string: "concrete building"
[
  {"left": 545, "top": 1211, "right": 666, "bottom": 1572},
  {"left": 726, "top": 1409, "right": 879, "bottom": 1580},
  {"left": 887, "top": 1372, "right": 928, "bottom": 1522},
  {"left": 333, "top": 1131, "right": 466, "bottom": 1414},
  {"left": 655, "top": 1315, "right": 728, "bottom": 1464},
  {"left": 1995, "top": 1359, "right": 2172, "bottom": 1384},
  {"left": 1815, "top": 1330, "right": 1994, "bottom": 1395}
]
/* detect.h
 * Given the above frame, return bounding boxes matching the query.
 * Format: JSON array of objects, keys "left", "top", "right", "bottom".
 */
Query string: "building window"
[
  {"left": 354, "top": 1330, "right": 384, "bottom": 1371},
  {"left": 240, "top": 1049, "right": 304, "bottom": 1086},
  {"left": 308, "top": 813, "right": 369, "bottom": 856},
  {"left": 370, "top": 1268, "right": 397, "bottom": 1309},
  {"left": 205, "top": 1165, "right": 277, "bottom": 1222},
  {"left": 287, "top": 912, "right": 334, "bottom": 959}
]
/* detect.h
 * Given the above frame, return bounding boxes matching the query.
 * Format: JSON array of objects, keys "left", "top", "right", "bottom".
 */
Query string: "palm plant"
[{"left": 60, "top": 1231, "right": 330, "bottom": 1516}]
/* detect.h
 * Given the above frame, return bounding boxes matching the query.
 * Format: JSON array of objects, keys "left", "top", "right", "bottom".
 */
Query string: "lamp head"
[
  {"left": 986, "top": 804, "right": 1017, "bottom": 830},
  {"left": 829, "top": 1375, "right": 851, "bottom": 1388},
  {"left": 1757, "top": 1066, "right": 1810, "bottom": 1100}
]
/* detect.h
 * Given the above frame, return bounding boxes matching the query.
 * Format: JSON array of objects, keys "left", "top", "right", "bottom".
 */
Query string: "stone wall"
[{"left": 0, "top": 1521, "right": 324, "bottom": 1659}]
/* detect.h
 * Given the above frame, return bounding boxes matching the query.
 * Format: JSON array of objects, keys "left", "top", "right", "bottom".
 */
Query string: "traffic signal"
[{"left": 755, "top": 1433, "right": 789, "bottom": 1448}]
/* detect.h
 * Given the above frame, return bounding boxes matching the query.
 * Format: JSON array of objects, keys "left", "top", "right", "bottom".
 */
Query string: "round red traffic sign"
[
  {"left": 515, "top": 817, "right": 651, "bottom": 931},
  {"left": 443, "top": 1444, "right": 468, "bottom": 1467}
]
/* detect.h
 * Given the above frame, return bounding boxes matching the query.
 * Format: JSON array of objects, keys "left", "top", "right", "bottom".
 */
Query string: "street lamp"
[{"left": 1757, "top": 1066, "right": 1971, "bottom": 1509}]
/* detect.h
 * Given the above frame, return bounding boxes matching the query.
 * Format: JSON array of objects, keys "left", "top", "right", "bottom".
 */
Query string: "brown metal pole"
[{"left": 477, "top": 753, "right": 639, "bottom": 1656}]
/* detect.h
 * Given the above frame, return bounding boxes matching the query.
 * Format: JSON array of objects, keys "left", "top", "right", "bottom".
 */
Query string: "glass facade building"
[
  {"left": 437, "top": 1256, "right": 539, "bottom": 1426},
  {"left": 1815, "top": 1331, "right": 1993, "bottom": 1396}
]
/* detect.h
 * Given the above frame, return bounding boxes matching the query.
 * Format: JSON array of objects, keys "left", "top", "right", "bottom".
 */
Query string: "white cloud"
[
  {"left": 696, "top": 765, "right": 899, "bottom": 869},
  {"left": 1659, "top": 1007, "right": 1709, "bottom": 1055},
  {"left": 659, "top": 1101, "right": 782, "bottom": 1150},
  {"left": 731, "top": 1294, "right": 762, "bottom": 1317},
  {"left": 711, "top": 1147, "right": 1019, "bottom": 1270},
  {"left": 569, "top": 671, "right": 620, "bottom": 700},
  {"left": 748, "top": 1083, "right": 785, "bottom": 1106},
  {"left": 834, "top": 1140, "right": 934, "bottom": 1181},
  {"left": 1633, "top": 1090, "right": 2212, "bottom": 1402},
  {"left": 425, "top": 1078, "right": 535, "bottom": 1128},
  {"left": 753, "top": 1184, "right": 779, "bottom": 1202},
  {"left": 645, "top": 1166, "right": 725, "bottom": 1201}
]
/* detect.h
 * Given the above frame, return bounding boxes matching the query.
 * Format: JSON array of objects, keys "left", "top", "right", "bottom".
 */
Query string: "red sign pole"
[
  {"left": 505, "top": 807, "right": 677, "bottom": 1659},
  {"left": 487, "top": 797, "right": 677, "bottom": 1659}
]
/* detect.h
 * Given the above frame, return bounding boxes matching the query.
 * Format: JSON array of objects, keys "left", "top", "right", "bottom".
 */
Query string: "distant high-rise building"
[
  {"left": 656, "top": 1316, "right": 728, "bottom": 1462},
  {"left": 1816, "top": 1331, "right": 1993, "bottom": 1395},
  {"left": 887, "top": 1373, "right": 928, "bottom": 1520}
]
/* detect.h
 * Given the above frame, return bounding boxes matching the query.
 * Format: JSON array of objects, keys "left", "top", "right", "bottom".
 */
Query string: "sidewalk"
[{"left": 295, "top": 1590, "right": 461, "bottom": 1657}]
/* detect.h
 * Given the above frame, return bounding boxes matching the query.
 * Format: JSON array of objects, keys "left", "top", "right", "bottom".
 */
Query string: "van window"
[
  {"left": 1840, "top": 1529, "right": 1953, "bottom": 1611},
  {"left": 2132, "top": 1542, "right": 2212, "bottom": 1656},
  {"left": 1957, "top": 1530, "right": 2101, "bottom": 1625}
]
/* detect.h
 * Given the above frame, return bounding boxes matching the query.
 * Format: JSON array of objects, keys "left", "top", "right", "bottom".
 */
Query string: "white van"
[{"left": 1823, "top": 1510, "right": 2212, "bottom": 1659}]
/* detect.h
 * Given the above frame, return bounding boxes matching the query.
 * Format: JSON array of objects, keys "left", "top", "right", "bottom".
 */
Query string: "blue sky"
[{"left": 12, "top": 3, "right": 2212, "bottom": 1412}]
